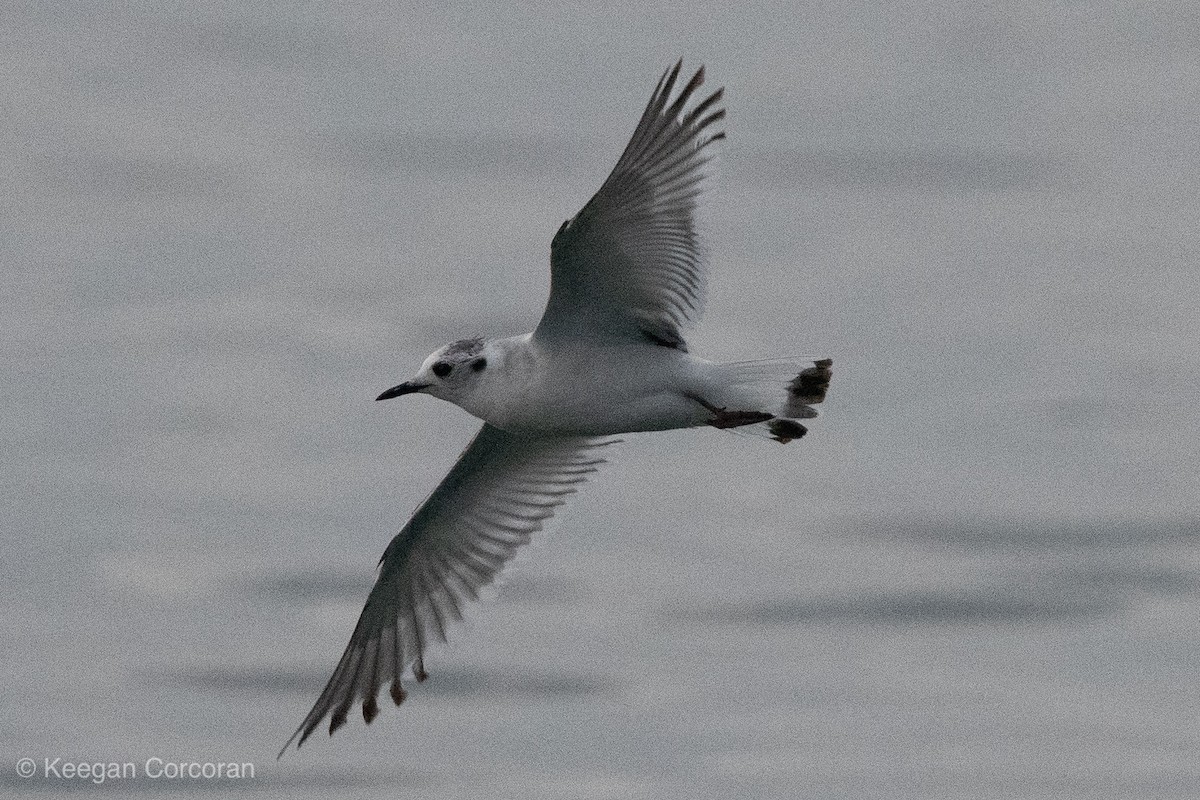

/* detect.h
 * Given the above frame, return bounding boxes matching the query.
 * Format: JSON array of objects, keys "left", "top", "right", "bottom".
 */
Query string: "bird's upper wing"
[
  {"left": 533, "top": 61, "right": 725, "bottom": 352},
  {"left": 280, "top": 423, "right": 616, "bottom": 755}
]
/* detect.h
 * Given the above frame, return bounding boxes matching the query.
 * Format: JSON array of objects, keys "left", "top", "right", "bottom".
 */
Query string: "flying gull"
[{"left": 281, "top": 60, "right": 832, "bottom": 755}]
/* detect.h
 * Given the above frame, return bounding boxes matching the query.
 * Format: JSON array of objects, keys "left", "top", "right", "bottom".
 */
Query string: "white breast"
[{"left": 459, "top": 335, "right": 713, "bottom": 436}]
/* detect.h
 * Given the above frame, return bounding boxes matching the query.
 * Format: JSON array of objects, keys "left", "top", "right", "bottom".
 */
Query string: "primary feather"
[
  {"left": 535, "top": 60, "right": 725, "bottom": 350},
  {"left": 280, "top": 424, "right": 616, "bottom": 755}
]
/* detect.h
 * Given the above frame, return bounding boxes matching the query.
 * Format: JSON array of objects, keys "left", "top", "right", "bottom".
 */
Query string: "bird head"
[{"left": 376, "top": 337, "right": 491, "bottom": 403}]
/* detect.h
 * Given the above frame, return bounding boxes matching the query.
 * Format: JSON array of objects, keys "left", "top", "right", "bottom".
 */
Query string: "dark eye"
[
  {"left": 432, "top": 361, "right": 452, "bottom": 378},
  {"left": 471, "top": 358, "right": 487, "bottom": 372}
]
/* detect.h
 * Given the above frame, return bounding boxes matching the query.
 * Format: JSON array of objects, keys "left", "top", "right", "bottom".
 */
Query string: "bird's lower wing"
[{"left": 280, "top": 423, "right": 617, "bottom": 755}]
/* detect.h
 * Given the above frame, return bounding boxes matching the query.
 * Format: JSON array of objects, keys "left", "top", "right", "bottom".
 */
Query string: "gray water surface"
[{"left": 4, "top": 3, "right": 1198, "bottom": 798}]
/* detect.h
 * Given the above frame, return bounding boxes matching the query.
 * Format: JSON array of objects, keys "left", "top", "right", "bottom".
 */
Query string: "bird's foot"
[
  {"left": 684, "top": 391, "right": 775, "bottom": 429},
  {"left": 707, "top": 409, "right": 775, "bottom": 429}
]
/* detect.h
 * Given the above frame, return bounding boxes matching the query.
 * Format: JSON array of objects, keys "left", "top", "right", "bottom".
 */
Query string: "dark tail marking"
[
  {"left": 768, "top": 419, "right": 808, "bottom": 444},
  {"left": 789, "top": 359, "right": 832, "bottom": 404}
]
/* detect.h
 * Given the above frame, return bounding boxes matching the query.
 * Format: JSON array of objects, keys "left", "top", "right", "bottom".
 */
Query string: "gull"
[{"left": 280, "top": 61, "right": 832, "bottom": 755}]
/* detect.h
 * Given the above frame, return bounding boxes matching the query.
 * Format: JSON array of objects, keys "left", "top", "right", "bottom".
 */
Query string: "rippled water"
[{"left": 4, "top": 3, "right": 1198, "bottom": 798}]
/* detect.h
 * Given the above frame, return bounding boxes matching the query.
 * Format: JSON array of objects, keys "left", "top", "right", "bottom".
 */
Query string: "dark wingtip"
[
  {"left": 663, "top": 59, "right": 683, "bottom": 94},
  {"left": 390, "top": 679, "right": 407, "bottom": 706},
  {"left": 363, "top": 695, "right": 379, "bottom": 725},
  {"left": 329, "top": 706, "right": 348, "bottom": 736},
  {"left": 278, "top": 719, "right": 312, "bottom": 759}
]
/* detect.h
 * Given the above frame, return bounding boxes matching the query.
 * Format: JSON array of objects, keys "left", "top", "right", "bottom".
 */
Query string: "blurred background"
[{"left": 3, "top": 2, "right": 1198, "bottom": 798}]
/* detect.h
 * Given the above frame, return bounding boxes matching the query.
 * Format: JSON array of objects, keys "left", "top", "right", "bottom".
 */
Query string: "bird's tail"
[{"left": 708, "top": 357, "right": 832, "bottom": 443}]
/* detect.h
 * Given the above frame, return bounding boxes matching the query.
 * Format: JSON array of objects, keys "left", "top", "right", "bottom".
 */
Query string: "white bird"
[{"left": 281, "top": 61, "right": 831, "bottom": 755}]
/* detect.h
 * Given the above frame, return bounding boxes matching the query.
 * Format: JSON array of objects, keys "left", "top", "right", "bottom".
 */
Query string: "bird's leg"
[
  {"left": 683, "top": 392, "right": 775, "bottom": 429},
  {"left": 708, "top": 410, "right": 775, "bottom": 429}
]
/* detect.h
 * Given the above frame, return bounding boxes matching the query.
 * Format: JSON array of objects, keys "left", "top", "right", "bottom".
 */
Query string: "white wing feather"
[
  {"left": 280, "top": 423, "right": 616, "bottom": 755},
  {"left": 534, "top": 61, "right": 725, "bottom": 351}
]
